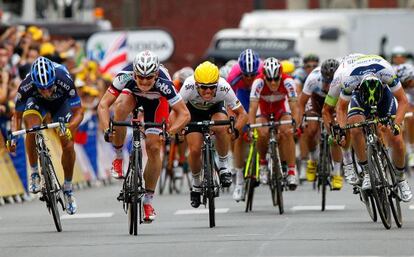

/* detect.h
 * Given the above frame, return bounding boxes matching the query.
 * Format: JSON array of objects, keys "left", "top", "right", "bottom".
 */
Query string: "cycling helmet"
[
  {"left": 395, "top": 63, "right": 414, "bottom": 83},
  {"left": 321, "top": 59, "right": 340, "bottom": 83},
  {"left": 281, "top": 60, "right": 295, "bottom": 75},
  {"left": 303, "top": 54, "right": 319, "bottom": 64},
  {"left": 238, "top": 49, "right": 260, "bottom": 76},
  {"left": 173, "top": 67, "right": 194, "bottom": 84},
  {"left": 133, "top": 50, "right": 160, "bottom": 77},
  {"left": 194, "top": 61, "right": 219, "bottom": 84},
  {"left": 358, "top": 74, "right": 383, "bottom": 108},
  {"left": 263, "top": 57, "right": 282, "bottom": 79},
  {"left": 30, "top": 56, "right": 56, "bottom": 89}
]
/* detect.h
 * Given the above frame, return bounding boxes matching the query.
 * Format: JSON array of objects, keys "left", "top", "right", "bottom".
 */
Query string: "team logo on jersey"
[
  {"left": 16, "top": 92, "right": 21, "bottom": 101},
  {"left": 220, "top": 86, "right": 230, "bottom": 93},
  {"left": 56, "top": 80, "right": 71, "bottom": 91},
  {"left": 156, "top": 82, "right": 172, "bottom": 95},
  {"left": 69, "top": 89, "right": 76, "bottom": 96}
]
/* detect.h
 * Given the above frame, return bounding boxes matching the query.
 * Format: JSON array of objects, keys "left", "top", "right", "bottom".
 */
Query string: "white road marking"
[
  {"left": 61, "top": 212, "right": 114, "bottom": 220},
  {"left": 291, "top": 205, "right": 345, "bottom": 211},
  {"left": 218, "top": 233, "right": 264, "bottom": 237},
  {"left": 174, "top": 208, "right": 229, "bottom": 215},
  {"left": 409, "top": 205, "right": 414, "bottom": 210}
]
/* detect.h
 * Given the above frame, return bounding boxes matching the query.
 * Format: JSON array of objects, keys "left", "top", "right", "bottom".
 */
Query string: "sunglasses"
[
  {"left": 135, "top": 74, "right": 155, "bottom": 80},
  {"left": 197, "top": 83, "right": 218, "bottom": 90},
  {"left": 304, "top": 64, "right": 318, "bottom": 69},
  {"left": 265, "top": 76, "right": 281, "bottom": 82}
]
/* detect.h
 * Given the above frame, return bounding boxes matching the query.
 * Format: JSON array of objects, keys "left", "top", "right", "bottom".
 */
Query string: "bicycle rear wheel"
[
  {"left": 368, "top": 146, "right": 391, "bottom": 229},
  {"left": 383, "top": 150, "right": 402, "bottom": 228},
  {"left": 269, "top": 142, "right": 283, "bottom": 214},
  {"left": 41, "top": 154, "right": 62, "bottom": 232},
  {"left": 205, "top": 149, "right": 215, "bottom": 228}
]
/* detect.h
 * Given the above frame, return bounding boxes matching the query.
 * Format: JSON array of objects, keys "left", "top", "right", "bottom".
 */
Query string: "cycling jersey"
[
  {"left": 180, "top": 76, "right": 242, "bottom": 111},
  {"left": 339, "top": 55, "right": 401, "bottom": 101},
  {"left": 325, "top": 53, "right": 365, "bottom": 107},
  {"left": 15, "top": 63, "right": 81, "bottom": 122},
  {"left": 108, "top": 64, "right": 171, "bottom": 97},
  {"left": 394, "top": 63, "right": 414, "bottom": 105},
  {"left": 250, "top": 73, "right": 297, "bottom": 120},
  {"left": 302, "top": 67, "right": 329, "bottom": 115}
]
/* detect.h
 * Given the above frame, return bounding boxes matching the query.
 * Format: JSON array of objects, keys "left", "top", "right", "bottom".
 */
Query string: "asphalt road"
[{"left": 1, "top": 177, "right": 414, "bottom": 257}]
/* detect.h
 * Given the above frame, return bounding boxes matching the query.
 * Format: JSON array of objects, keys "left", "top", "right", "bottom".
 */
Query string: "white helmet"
[
  {"left": 395, "top": 63, "right": 414, "bottom": 83},
  {"left": 263, "top": 57, "right": 282, "bottom": 78},
  {"left": 133, "top": 50, "right": 160, "bottom": 76}
]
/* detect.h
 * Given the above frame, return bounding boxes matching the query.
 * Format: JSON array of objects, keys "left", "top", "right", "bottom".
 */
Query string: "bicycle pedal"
[{"left": 39, "top": 195, "right": 46, "bottom": 202}]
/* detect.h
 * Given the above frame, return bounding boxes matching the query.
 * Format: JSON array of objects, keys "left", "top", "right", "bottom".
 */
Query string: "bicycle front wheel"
[
  {"left": 245, "top": 148, "right": 258, "bottom": 212},
  {"left": 269, "top": 142, "right": 283, "bottom": 214},
  {"left": 368, "top": 145, "right": 391, "bottom": 229},
  {"left": 41, "top": 154, "right": 62, "bottom": 232}
]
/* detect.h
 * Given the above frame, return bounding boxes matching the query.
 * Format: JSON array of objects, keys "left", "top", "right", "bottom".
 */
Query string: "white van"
[{"left": 238, "top": 9, "right": 414, "bottom": 60}]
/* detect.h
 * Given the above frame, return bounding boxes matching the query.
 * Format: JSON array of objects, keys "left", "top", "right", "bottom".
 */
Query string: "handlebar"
[
  {"left": 249, "top": 119, "right": 294, "bottom": 129},
  {"left": 11, "top": 118, "right": 67, "bottom": 137}
]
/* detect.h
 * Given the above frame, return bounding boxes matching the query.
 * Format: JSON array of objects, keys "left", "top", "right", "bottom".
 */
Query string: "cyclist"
[
  {"left": 7, "top": 56, "right": 83, "bottom": 215},
  {"left": 172, "top": 66, "right": 194, "bottom": 92},
  {"left": 335, "top": 55, "right": 412, "bottom": 202},
  {"left": 391, "top": 46, "right": 408, "bottom": 65},
  {"left": 249, "top": 57, "right": 299, "bottom": 190},
  {"left": 394, "top": 63, "right": 414, "bottom": 167},
  {"left": 219, "top": 59, "right": 237, "bottom": 80},
  {"left": 170, "top": 66, "right": 194, "bottom": 178},
  {"left": 293, "top": 54, "right": 319, "bottom": 94},
  {"left": 180, "top": 61, "right": 248, "bottom": 208},
  {"left": 227, "top": 49, "right": 262, "bottom": 201},
  {"left": 322, "top": 53, "right": 364, "bottom": 185},
  {"left": 297, "top": 59, "right": 343, "bottom": 190},
  {"left": 98, "top": 50, "right": 190, "bottom": 222},
  {"left": 293, "top": 54, "right": 319, "bottom": 180},
  {"left": 98, "top": 51, "right": 172, "bottom": 179}
]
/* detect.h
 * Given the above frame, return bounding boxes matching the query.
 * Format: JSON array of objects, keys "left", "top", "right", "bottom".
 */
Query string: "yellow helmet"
[
  {"left": 281, "top": 60, "right": 295, "bottom": 75},
  {"left": 194, "top": 61, "right": 219, "bottom": 84}
]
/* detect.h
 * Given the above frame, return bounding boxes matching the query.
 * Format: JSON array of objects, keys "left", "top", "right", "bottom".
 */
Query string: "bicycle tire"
[
  {"left": 383, "top": 149, "right": 402, "bottom": 228},
  {"left": 353, "top": 150, "right": 377, "bottom": 222},
  {"left": 270, "top": 142, "right": 283, "bottom": 214},
  {"left": 158, "top": 151, "right": 169, "bottom": 195},
  {"left": 320, "top": 137, "right": 329, "bottom": 212},
  {"left": 368, "top": 145, "right": 391, "bottom": 229},
  {"left": 205, "top": 147, "right": 215, "bottom": 228},
  {"left": 245, "top": 146, "right": 258, "bottom": 212},
  {"left": 128, "top": 150, "right": 139, "bottom": 235},
  {"left": 41, "top": 153, "right": 62, "bottom": 232}
]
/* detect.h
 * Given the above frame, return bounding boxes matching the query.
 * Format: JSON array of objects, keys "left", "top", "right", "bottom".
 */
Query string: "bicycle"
[
  {"left": 303, "top": 116, "right": 333, "bottom": 211},
  {"left": 250, "top": 114, "right": 295, "bottom": 215},
  {"left": 11, "top": 119, "right": 67, "bottom": 232},
  {"left": 337, "top": 116, "right": 402, "bottom": 229},
  {"left": 185, "top": 117, "right": 235, "bottom": 228},
  {"left": 244, "top": 128, "right": 259, "bottom": 212},
  {"left": 351, "top": 148, "right": 377, "bottom": 222},
  {"left": 110, "top": 117, "right": 166, "bottom": 236},
  {"left": 159, "top": 134, "right": 191, "bottom": 195}
]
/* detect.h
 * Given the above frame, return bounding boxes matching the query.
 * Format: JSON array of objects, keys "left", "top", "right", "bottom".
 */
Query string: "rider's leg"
[
  {"left": 303, "top": 120, "right": 320, "bottom": 181},
  {"left": 279, "top": 114, "right": 298, "bottom": 190},
  {"left": 211, "top": 112, "right": 232, "bottom": 186},
  {"left": 111, "top": 93, "right": 136, "bottom": 178},
  {"left": 256, "top": 116, "right": 270, "bottom": 184}
]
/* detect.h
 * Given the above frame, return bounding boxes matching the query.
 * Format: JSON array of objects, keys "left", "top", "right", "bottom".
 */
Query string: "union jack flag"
[{"left": 99, "top": 33, "right": 128, "bottom": 76}]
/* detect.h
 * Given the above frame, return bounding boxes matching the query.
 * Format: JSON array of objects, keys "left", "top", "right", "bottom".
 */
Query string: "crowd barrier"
[{"left": 0, "top": 111, "right": 116, "bottom": 204}]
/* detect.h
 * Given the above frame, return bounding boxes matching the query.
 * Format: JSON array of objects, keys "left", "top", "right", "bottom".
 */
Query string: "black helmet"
[
  {"left": 358, "top": 74, "right": 383, "bottom": 109},
  {"left": 321, "top": 59, "right": 339, "bottom": 83}
]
